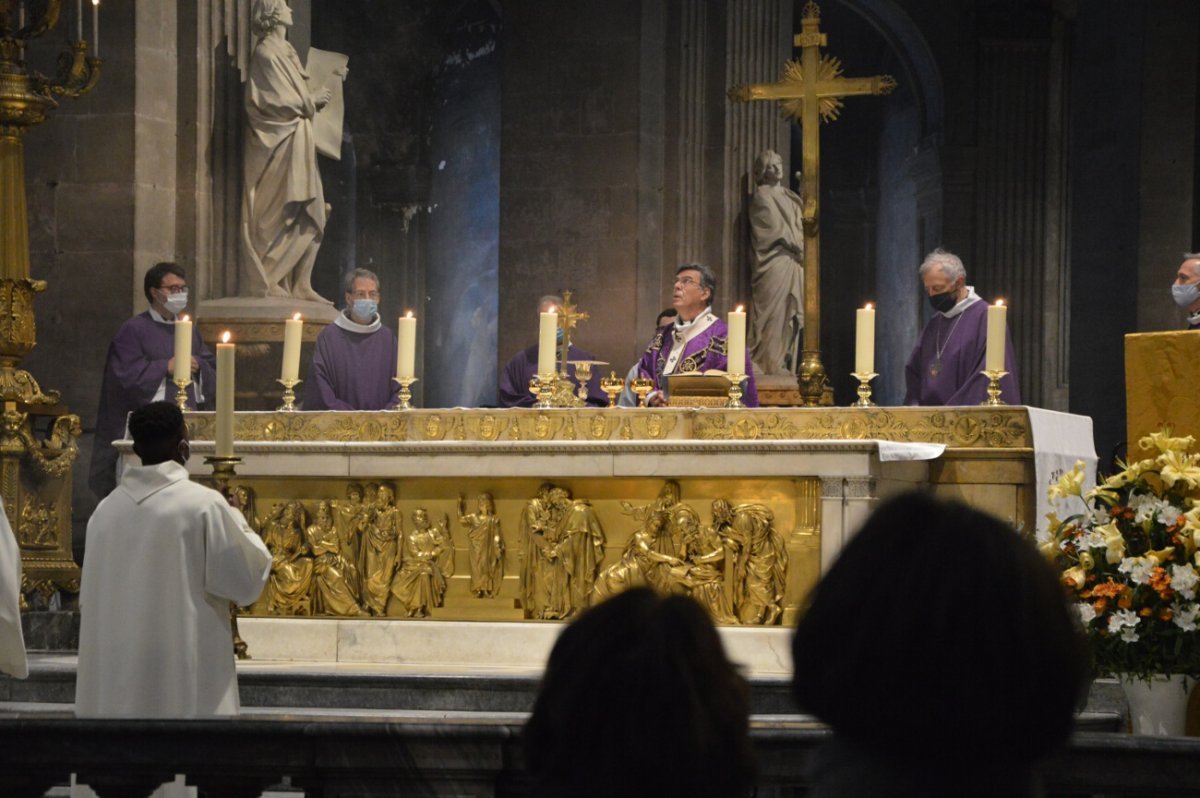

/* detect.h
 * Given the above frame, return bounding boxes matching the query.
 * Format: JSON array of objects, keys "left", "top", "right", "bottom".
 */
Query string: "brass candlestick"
[
  {"left": 850, "top": 372, "right": 877, "bottom": 407},
  {"left": 980, "top": 369, "right": 1008, "bottom": 406},
  {"left": 631, "top": 377, "right": 654, "bottom": 407},
  {"left": 173, "top": 377, "right": 192, "bottom": 410},
  {"left": 277, "top": 378, "right": 301, "bottom": 411},
  {"left": 600, "top": 371, "right": 624, "bottom": 407},
  {"left": 725, "top": 373, "right": 746, "bottom": 409},
  {"left": 205, "top": 455, "right": 249, "bottom": 661},
  {"left": 392, "top": 376, "right": 417, "bottom": 410},
  {"left": 534, "top": 372, "right": 556, "bottom": 409}
]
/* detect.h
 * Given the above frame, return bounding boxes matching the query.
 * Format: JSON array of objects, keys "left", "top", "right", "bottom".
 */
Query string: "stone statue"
[
  {"left": 748, "top": 149, "right": 805, "bottom": 375},
  {"left": 306, "top": 500, "right": 367, "bottom": 616},
  {"left": 388, "top": 508, "right": 453, "bottom": 618},
  {"left": 359, "top": 485, "right": 400, "bottom": 616},
  {"left": 257, "top": 501, "right": 314, "bottom": 616},
  {"left": 459, "top": 492, "right": 505, "bottom": 598},
  {"left": 241, "top": 0, "right": 340, "bottom": 303}
]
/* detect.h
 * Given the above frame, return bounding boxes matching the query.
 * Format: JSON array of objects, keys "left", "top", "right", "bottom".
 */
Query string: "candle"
[
  {"left": 216, "top": 331, "right": 235, "bottom": 458},
  {"left": 986, "top": 300, "right": 1007, "bottom": 372},
  {"left": 537, "top": 310, "right": 557, "bottom": 375},
  {"left": 278, "top": 312, "right": 302, "bottom": 382},
  {"left": 77, "top": 0, "right": 82, "bottom": 41},
  {"left": 855, "top": 303, "right": 876, "bottom": 374},
  {"left": 727, "top": 305, "right": 747, "bottom": 374},
  {"left": 396, "top": 312, "right": 416, "bottom": 380},
  {"left": 91, "top": 0, "right": 99, "bottom": 58},
  {"left": 172, "top": 314, "right": 192, "bottom": 384}
]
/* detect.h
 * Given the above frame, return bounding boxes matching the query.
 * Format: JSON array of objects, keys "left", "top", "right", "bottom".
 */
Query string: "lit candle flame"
[
  {"left": 735, "top": 304, "right": 744, "bottom": 313},
  {"left": 92, "top": 0, "right": 99, "bottom": 6},
  {"left": 180, "top": 314, "right": 190, "bottom": 323},
  {"left": 221, "top": 331, "right": 231, "bottom": 344},
  {"left": 995, "top": 299, "right": 1006, "bottom": 307},
  {"left": 865, "top": 302, "right": 874, "bottom": 310},
  {"left": 405, "top": 310, "right": 413, "bottom": 318},
  {"left": 292, "top": 312, "right": 302, "bottom": 321}
]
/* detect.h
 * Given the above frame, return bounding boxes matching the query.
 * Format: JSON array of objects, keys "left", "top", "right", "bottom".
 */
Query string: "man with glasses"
[
  {"left": 304, "top": 268, "right": 401, "bottom": 410},
  {"left": 635, "top": 263, "right": 758, "bottom": 406},
  {"left": 89, "top": 262, "right": 216, "bottom": 499}
]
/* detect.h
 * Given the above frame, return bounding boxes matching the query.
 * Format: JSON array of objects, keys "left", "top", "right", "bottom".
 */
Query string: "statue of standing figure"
[
  {"left": 241, "top": 0, "right": 344, "bottom": 303},
  {"left": 459, "top": 493, "right": 505, "bottom": 598},
  {"left": 748, "top": 149, "right": 805, "bottom": 375}
]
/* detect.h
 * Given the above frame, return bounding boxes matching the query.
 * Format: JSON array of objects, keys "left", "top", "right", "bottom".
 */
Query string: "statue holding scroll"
[{"left": 748, "top": 149, "right": 804, "bottom": 375}]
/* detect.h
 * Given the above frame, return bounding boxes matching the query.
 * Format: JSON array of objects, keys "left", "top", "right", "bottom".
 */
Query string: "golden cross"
[
  {"left": 728, "top": 0, "right": 895, "bottom": 405},
  {"left": 556, "top": 290, "right": 589, "bottom": 368}
]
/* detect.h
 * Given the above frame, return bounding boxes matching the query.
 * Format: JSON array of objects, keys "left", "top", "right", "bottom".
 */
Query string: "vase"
[{"left": 1119, "top": 674, "right": 1196, "bottom": 736}]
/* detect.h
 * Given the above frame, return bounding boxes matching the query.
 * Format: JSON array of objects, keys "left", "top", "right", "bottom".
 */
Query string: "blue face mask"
[
  {"left": 556, "top": 327, "right": 564, "bottom": 344},
  {"left": 351, "top": 299, "right": 378, "bottom": 320},
  {"left": 1172, "top": 282, "right": 1200, "bottom": 309}
]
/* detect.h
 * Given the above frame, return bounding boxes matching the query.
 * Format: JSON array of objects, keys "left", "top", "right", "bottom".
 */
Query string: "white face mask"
[
  {"left": 163, "top": 291, "right": 188, "bottom": 315},
  {"left": 1172, "top": 282, "right": 1200, "bottom": 309}
]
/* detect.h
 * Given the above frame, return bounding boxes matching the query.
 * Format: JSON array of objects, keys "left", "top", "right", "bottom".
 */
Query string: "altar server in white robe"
[
  {"left": 76, "top": 401, "right": 271, "bottom": 717},
  {"left": 0, "top": 497, "right": 27, "bottom": 679}
]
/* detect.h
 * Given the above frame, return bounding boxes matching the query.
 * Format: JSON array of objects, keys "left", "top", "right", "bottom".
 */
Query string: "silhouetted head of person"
[
  {"left": 525, "top": 587, "right": 755, "bottom": 798},
  {"left": 792, "top": 491, "right": 1087, "bottom": 777},
  {"left": 129, "top": 401, "right": 188, "bottom": 467}
]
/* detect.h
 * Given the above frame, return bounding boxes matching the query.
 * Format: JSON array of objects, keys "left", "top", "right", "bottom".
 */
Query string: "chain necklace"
[{"left": 931, "top": 312, "right": 965, "bottom": 377}]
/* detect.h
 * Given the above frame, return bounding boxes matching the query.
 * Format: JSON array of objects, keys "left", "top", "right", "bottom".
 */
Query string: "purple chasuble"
[
  {"left": 636, "top": 317, "right": 759, "bottom": 407},
  {"left": 304, "top": 319, "right": 400, "bottom": 411},
  {"left": 903, "top": 298, "right": 1020, "bottom": 406},
  {"left": 498, "top": 344, "right": 609, "bottom": 408},
  {"left": 89, "top": 312, "right": 216, "bottom": 498}
]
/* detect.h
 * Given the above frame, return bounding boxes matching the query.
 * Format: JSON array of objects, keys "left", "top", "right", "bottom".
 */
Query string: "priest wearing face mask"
[
  {"left": 498, "top": 295, "right": 608, "bottom": 408},
  {"left": 903, "top": 248, "right": 1020, "bottom": 406},
  {"left": 89, "top": 262, "right": 216, "bottom": 499},
  {"left": 1173, "top": 253, "right": 1200, "bottom": 329},
  {"left": 304, "top": 268, "right": 401, "bottom": 410}
]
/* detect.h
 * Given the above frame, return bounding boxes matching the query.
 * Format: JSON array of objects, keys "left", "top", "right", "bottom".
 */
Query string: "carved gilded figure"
[
  {"left": 459, "top": 493, "right": 504, "bottom": 598},
  {"left": 520, "top": 484, "right": 606, "bottom": 619},
  {"left": 234, "top": 486, "right": 261, "bottom": 534},
  {"left": 306, "top": 500, "right": 367, "bottom": 617},
  {"left": 332, "top": 482, "right": 365, "bottom": 585},
  {"left": 593, "top": 511, "right": 683, "bottom": 599},
  {"left": 359, "top": 485, "right": 400, "bottom": 615},
  {"left": 257, "top": 501, "right": 314, "bottom": 616},
  {"left": 715, "top": 500, "right": 788, "bottom": 625},
  {"left": 669, "top": 505, "right": 737, "bottom": 624},
  {"left": 387, "top": 508, "right": 452, "bottom": 617}
]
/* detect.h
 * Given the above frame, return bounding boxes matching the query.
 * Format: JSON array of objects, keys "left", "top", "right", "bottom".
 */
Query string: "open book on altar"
[{"left": 666, "top": 371, "right": 736, "bottom": 407}]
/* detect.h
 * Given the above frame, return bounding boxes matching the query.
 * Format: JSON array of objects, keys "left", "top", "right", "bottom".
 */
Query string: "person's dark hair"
[
  {"left": 128, "top": 401, "right": 185, "bottom": 465},
  {"left": 675, "top": 262, "right": 716, "bottom": 306},
  {"left": 792, "top": 492, "right": 1087, "bottom": 768},
  {"left": 143, "top": 262, "right": 186, "bottom": 302},
  {"left": 656, "top": 307, "right": 678, "bottom": 328},
  {"left": 343, "top": 267, "right": 380, "bottom": 294},
  {"left": 525, "top": 588, "right": 755, "bottom": 798}
]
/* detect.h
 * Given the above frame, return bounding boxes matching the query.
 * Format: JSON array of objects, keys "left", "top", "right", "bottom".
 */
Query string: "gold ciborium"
[
  {"left": 600, "top": 370, "right": 624, "bottom": 407},
  {"left": 631, "top": 377, "right": 654, "bottom": 407}
]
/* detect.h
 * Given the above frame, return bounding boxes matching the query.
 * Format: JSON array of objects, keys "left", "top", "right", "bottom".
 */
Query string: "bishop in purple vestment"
[
  {"left": 89, "top": 263, "right": 216, "bottom": 499},
  {"left": 304, "top": 269, "right": 400, "bottom": 411},
  {"left": 637, "top": 263, "right": 758, "bottom": 407},
  {"left": 903, "top": 249, "right": 1020, "bottom": 406}
]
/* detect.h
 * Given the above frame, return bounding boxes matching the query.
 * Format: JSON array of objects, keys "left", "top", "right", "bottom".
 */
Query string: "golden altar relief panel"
[
  {"left": 234, "top": 477, "right": 818, "bottom": 625},
  {"left": 184, "top": 406, "right": 1031, "bottom": 448}
]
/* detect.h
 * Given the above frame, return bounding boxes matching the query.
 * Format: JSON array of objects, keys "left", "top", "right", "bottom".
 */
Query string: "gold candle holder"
[
  {"left": 980, "top": 369, "right": 1008, "bottom": 406},
  {"left": 850, "top": 372, "right": 878, "bottom": 407},
  {"left": 725, "top": 372, "right": 746, "bottom": 409},
  {"left": 600, "top": 370, "right": 624, "bottom": 407},
  {"left": 204, "top": 454, "right": 249, "bottom": 660},
  {"left": 173, "top": 377, "right": 192, "bottom": 410},
  {"left": 631, "top": 377, "right": 654, "bottom": 407},
  {"left": 534, "top": 372, "right": 557, "bottom": 409},
  {"left": 277, "top": 378, "right": 301, "bottom": 412},
  {"left": 392, "top": 376, "right": 418, "bottom": 410}
]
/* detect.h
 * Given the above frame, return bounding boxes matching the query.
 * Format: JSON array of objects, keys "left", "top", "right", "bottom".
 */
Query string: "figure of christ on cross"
[{"left": 729, "top": 0, "right": 895, "bottom": 405}]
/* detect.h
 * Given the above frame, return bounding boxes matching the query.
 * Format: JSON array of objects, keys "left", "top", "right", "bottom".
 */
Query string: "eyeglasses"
[
  {"left": 675, "top": 277, "right": 701, "bottom": 288},
  {"left": 350, "top": 291, "right": 380, "bottom": 300},
  {"left": 158, "top": 284, "right": 188, "bottom": 295}
]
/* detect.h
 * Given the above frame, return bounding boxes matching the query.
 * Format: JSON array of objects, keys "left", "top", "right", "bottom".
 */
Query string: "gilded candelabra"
[
  {"left": 980, "top": 370, "right": 1008, "bottom": 406},
  {"left": 2, "top": 0, "right": 102, "bottom": 608},
  {"left": 725, "top": 373, "right": 746, "bottom": 409},
  {"left": 277, "top": 378, "right": 301, "bottom": 411},
  {"left": 391, "top": 376, "right": 417, "bottom": 410},
  {"left": 850, "top": 372, "right": 877, "bottom": 407},
  {"left": 204, "top": 454, "right": 250, "bottom": 660}
]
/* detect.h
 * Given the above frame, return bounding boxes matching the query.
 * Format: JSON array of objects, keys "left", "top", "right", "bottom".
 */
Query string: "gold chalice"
[
  {"left": 600, "top": 371, "right": 625, "bottom": 407},
  {"left": 631, "top": 377, "right": 654, "bottom": 407}
]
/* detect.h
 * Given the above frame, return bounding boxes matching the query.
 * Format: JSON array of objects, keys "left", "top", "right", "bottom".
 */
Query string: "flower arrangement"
[{"left": 1041, "top": 431, "right": 1200, "bottom": 682}]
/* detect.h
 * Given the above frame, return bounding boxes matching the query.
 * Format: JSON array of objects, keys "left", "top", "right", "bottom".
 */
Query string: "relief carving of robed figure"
[{"left": 748, "top": 149, "right": 804, "bottom": 375}]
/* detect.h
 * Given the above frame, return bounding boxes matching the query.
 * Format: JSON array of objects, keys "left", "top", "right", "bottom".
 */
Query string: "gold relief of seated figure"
[{"left": 386, "top": 507, "right": 454, "bottom": 618}]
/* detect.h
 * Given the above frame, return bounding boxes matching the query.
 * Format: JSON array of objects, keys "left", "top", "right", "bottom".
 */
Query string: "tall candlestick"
[
  {"left": 280, "top": 312, "right": 302, "bottom": 382},
  {"left": 727, "top": 306, "right": 747, "bottom": 374},
  {"left": 216, "top": 332, "right": 235, "bottom": 458},
  {"left": 985, "top": 300, "right": 1007, "bottom": 373},
  {"left": 855, "top": 303, "right": 876, "bottom": 374},
  {"left": 396, "top": 312, "right": 416, "bottom": 380},
  {"left": 537, "top": 311, "right": 557, "bottom": 375},
  {"left": 91, "top": 0, "right": 99, "bottom": 58},
  {"left": 173, "top": 314, "right": 192, "bottom": 384}
]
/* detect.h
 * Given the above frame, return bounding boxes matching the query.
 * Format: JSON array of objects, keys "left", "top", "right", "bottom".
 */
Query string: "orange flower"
[
  {"left": 1160, "top": 608, "right": 1175, "bottom": 622},
  {"left": 1139, "top": 607, "right": 1153, "bottom": 617},
  {"left": 1118, "top": 593, "right": 1133, "bottom": 609},
  {"left": 1092, "top": 581, "right": 1124, "bottom": 599},
  {"left": 1093, "top": 598, "right": 1108, "bottom": 614}
]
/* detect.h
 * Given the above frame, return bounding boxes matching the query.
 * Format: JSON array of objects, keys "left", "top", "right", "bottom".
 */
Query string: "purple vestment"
[
  {"left": 903, "top": 298, "right": 1020, "bottom": 405},
  {"left": 498, "top": 344, "right": 609, "bottom": 408},
  {"left": 304, "top": 320, "right": 400, "bottom": 411},
  {"left": 636, "top": 315, "right": 759, "bottom": 406},
  {"left": 89, "top": 312, "right": 216, "bottom": 498}
]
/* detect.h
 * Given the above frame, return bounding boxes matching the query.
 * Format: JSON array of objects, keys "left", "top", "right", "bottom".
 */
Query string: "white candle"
[
  {"left": 216, "top": 332, "right": 235, "bottom": 458},
  {"left": 172, "top": 314, "right": 192, "bottom": 384},
  {"left": 91, "top": 0, "right": 99, "bottom": 58},
  {"left": 855, "top": 303, "right": 876, "bottom": 374},
  {"left": 76, "top": 0, "right": 82, "bottom": 41},
  {"left": 396, "top": 312, "right": 416, "bottom": 380},
  {"left": 537, "top": 311, "right": 557, "bottom": 375},
  {"left": 727, "top": 305, "right": 747, "bottom": 374},
  {"left": 986, "top": 300, "right": 1007, "bottom": 372},
  {"left": 281, "top": 312, "right": 302, "bottom": 382}
]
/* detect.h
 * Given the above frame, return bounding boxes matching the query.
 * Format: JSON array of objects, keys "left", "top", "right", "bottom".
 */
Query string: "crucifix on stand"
[{"left": 729, "top": 0, "right": 896, "bottom": 406}]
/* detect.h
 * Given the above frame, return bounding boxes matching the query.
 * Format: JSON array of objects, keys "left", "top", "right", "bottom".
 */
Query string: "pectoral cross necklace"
[{"left": 931, "top": 313, "right": 964, "bottom": 377}]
